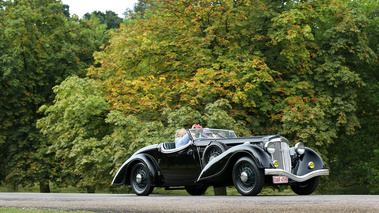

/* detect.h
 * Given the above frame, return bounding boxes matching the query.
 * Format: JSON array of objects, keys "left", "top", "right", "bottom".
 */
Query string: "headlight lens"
[
  {"left": 265, "top": 142, "right": 276, "bottom": 154},
  {"left": 295, "top": 142, "right": 305, "bottom": 155},
  {"left": 308, "top": 161, "right": 315, "bottom": 169}
]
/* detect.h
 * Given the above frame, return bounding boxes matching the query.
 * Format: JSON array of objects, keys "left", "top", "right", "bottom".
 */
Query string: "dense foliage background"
[{"left": 1, "top": 0, "right": 378, "bottom": 194}]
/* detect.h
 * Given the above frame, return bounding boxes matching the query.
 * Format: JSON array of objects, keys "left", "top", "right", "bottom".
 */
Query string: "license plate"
[{"left": 273, "top": 176, "right": 288, "bottom": 184}]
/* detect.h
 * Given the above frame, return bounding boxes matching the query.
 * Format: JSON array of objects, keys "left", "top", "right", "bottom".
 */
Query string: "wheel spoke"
[
  {"left": 207, "top": 148, "right": 221, "bottom": 162},
  {"left": 236, "top": 163, "right": 256, "bottom": 190},
  {"left": 202, "top": 143, "right": 227, "bottom": 167},
  {"left": 134, "top": 166, "right": 148, "bottom": 191}
]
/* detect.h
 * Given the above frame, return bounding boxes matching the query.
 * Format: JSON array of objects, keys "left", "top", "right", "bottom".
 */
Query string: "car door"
[{"left": 158, "top": 142, "right": 201, "bottom": 186}]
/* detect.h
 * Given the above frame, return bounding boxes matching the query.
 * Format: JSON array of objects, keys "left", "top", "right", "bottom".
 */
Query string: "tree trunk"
[
  {"left": 86, "top": 186, "right": 96, "bottom": 193},
  {"left": 8, "top": 184, "right": 18, "bottom": 192},
  {"left": 213, "top": 186, "right": 227, "bottom": 195},
  {"left": 39, "top": 181, "right": 50, "bottom": 193}
]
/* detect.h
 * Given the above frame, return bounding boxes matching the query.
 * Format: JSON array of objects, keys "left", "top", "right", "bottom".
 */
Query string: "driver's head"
[{"left": 175, "top": 128, "right": 186, "bottom": 138}]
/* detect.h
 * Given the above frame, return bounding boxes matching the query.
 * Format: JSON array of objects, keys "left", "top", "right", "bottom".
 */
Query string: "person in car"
[
  {"left": 175, "top": 129, "right": 186, "bottom": 143},
  {"left": 175, "top": 124, "right": 202, "bottom": 148}
]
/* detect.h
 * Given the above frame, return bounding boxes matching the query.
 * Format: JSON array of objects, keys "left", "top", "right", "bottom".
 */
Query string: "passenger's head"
[
  {"left": 175, "top": 128, "right": 186, "bottom": 139},
  {"left": 204, "top": 130, "right": 213, "bottom": 138}
]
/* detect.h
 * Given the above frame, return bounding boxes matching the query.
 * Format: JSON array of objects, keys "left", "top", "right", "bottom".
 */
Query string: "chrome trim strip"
[{"left": 265, "top": 169, "right": 329, "bottom": 182}]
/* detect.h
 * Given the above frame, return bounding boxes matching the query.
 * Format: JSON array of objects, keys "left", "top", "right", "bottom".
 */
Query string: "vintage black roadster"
[{"left": 112, "top": 128, "right": 329, "bottom": 196}]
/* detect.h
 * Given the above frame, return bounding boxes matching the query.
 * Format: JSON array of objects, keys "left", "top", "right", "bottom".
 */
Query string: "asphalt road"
[{"left": 0, "top": 193, "right": 378, "bottom": 213}]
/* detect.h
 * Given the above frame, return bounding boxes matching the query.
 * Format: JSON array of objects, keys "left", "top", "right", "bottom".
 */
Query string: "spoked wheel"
[
  {"left": 130, "top": 162, "right": 154, "bottom": 196},
  {"left": 290, "top": 176, "right": 320, "bottom": 195},
  {"left": 232, "top": 157, "right": 264, "bottom": 196},
  {"left": 202, "top": 142, "right": 227, "bottom": 166},
  {"left": 185, "top": 185, "right": 208, "bottom": 196}
]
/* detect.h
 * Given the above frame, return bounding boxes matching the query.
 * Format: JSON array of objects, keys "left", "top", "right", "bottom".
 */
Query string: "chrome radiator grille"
[{"left": 272, "top": 142, "right": 291, "bottom": 173}]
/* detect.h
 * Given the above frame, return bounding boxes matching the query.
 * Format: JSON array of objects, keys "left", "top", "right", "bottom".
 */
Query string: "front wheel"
[
  {"left": 290, "top": 176, "right": 320, "bottom": 195},
  {"left": 130, "top": 162, "right": 154, "bottom": 196},
  {"left": 232, "top": 157, "right": 264, "bottom": 196}
]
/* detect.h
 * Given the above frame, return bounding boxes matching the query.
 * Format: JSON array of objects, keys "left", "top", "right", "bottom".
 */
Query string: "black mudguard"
[
  {"left": 197, "top": 144, "right": 271, "bottom": 182},
  {"left": 111, "top": 153, "right": 159, "bottom": 186},
  {"left": 293, "top": 147, "right": 326, "bottom": 176}
]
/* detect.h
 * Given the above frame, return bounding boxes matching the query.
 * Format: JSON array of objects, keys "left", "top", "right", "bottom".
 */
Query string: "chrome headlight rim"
[
  {"left": 265, "top": 142, "right": 276, "bottom": 154},
  {"left": 295, "top": 142, "right": 305, "bottom": 155}
]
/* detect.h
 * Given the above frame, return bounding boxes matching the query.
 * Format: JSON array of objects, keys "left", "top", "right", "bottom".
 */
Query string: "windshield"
[{"left": 189, "top": 128, "right": 237, "bottom": 139}]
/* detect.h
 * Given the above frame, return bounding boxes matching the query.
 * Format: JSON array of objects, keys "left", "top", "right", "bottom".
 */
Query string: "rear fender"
[
  {"left": 111, "top": 154, "right": 159, "bottom": 186},
  {"left": 197, "top": 144, "right": 271, "bottom": 182}
]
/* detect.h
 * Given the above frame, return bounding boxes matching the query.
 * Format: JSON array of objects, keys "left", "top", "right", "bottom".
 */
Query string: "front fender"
[
  {"left": 294, "top": 147, "right": 326, "bottom": 176},
  {"left": 111, "top": 153, "right": 159, "bottom": 186},
  {"left": 197, "top": 144, "right": 271, "bottom": 182}
]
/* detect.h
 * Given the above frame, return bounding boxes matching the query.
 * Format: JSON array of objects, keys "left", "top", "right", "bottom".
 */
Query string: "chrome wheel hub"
[
  {"left": 136, "top": 174, "right": 142, "bottom": 183},
  {"left": 240, "top": 171, "right": 248, "bottom": 183}
]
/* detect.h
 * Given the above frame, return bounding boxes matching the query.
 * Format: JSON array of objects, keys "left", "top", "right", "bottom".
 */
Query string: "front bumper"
[{"left": 265, "top": 169, "right": 329, "bottom": 182}]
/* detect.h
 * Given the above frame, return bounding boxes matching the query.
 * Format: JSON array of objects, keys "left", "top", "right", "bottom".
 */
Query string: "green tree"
[
  {"left": 37, "top": 76, "right": 112, "bottom": 192},
  {"left": 0, "top": 0, "right": 6, "bottom": 183},
  {"left": 84, "top": 10, "right": 123, "bottom": 30},
  {"left": 62, "top": 4, "right": 70, "bottom": 17},
  {"left": 329, "top": 0, "right": 379, "bottom": 194},
  {"left": 123, "top": 0, "right": 153, "bottom": 19},
  {"left": 0, "top": 0, "right": 107, "bottom": 192}
]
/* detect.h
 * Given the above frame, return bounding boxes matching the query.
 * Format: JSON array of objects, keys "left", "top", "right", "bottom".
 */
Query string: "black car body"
[{"left": 112, "top": 128, "right": 329, "bottom": 196}]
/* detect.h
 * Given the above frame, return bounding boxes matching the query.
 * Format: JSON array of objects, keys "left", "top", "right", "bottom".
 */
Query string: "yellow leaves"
[{"left": 103, "top": 72, "right": 177, "bottom": 114}]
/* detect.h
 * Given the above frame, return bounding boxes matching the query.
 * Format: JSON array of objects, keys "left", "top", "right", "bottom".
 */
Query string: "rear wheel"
[
  {"left": 232, "top": 157, "right": 264, "bottom": 196},
  {"left": 290, "top": 176, "right": 320, "bottom": 195},
  {"left": 185, "top": 185, "right": 208, "bottom": 196},
  {"left": 130, "top": 162, "right": 154, "bottom": 196}
]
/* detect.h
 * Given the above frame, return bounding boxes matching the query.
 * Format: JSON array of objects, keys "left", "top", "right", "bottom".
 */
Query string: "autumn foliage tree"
[
  {"left": 35, "top": 0, "right": 377, "bottom": 193},
  {"left": 62, "top": 0, "right": 373, "bottom": 192},
  {"left": 89, "top": 0, "right": 374, "bottom": 144}
]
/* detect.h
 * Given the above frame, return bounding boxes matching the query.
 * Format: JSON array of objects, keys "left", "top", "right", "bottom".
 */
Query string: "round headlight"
[
  {"left": 265, "top": 142, "right": 276, "bottom": 154},
  {"left": 295, "top": 142, "right": 305, "bottom": 155}
]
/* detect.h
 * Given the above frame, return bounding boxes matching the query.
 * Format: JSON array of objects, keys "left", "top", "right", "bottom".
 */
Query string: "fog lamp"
[
  {"left": 308, "top": 161, "right": 315, "bottom": 169},
  {"left": 273, "top": 160, "right": 279, "bottom": 168}
]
